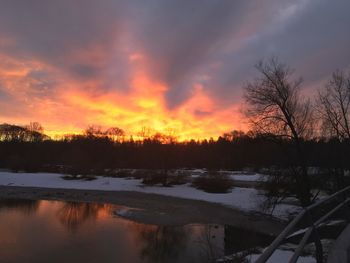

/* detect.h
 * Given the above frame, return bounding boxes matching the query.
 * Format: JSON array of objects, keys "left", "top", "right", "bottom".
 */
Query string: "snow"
[
  {"left": 188, "top": 169, "right": 206, "bottom": 178},
  {"left": 190, "top": 169, "right": 207, "bottom": 173},
  {"left": 321, "top": 219, "right": 346, "bottom": 226},
  {"left": 286, "top": 219, "right": 347, "bottom": 239},
  {"left": 230, "top": 173, "right": 267, "bottom": 182},
  {"left": 185, "top": 169, "right": 268, "bottom": 182},
  {"left": 247, "top": 249, "right": 315, "bottom": 263},
  {"left": 286, "top": 227, "right": 309, "bottom": 238},
  {"left": 218, "top": 247, "right": 315, "bottom": 263},
  {"left": 113, "top": 208, "right": 133, "bottom": 217},
  {"left": 0, "top": 171, "right": 297, "bottom": 219}
]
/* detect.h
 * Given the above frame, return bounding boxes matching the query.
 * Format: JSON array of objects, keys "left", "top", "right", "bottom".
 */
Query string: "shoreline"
[{"left": 0, "top": 185, "right": 284, "bottom": 236}]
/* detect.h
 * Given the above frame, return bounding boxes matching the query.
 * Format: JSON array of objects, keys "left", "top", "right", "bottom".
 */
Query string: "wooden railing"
[{"left": 255, "top": 186, "right": 350, "bottom": 263}]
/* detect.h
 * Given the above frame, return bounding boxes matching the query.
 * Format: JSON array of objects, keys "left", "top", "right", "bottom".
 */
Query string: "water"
[{"left": 0, "top": 199, "right": 272, "bottom": 263}]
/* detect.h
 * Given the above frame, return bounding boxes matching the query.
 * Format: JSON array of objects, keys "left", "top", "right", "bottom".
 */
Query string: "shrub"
[
  {"left": 192, "top": 172, "right": 234, "bottom": 193},
  {"left": 114, "top": 170, "right": 133, "bottom": 178},
  {"left": 61, "top": 174, "right": 96, "bottom": 181},
  {"left": 167, "top": 171, "right": 188, "bottom": 185},
  {"left": 141, "top": 170, "right": 169, "bottom": 186}
]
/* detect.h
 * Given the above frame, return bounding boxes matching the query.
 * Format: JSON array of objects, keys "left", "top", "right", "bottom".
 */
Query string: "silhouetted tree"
[
  {"left": 151, "top": 132, "right": 177, "bottom": 144},
  {"left": 317, "top": 70, "right": 350, "bottom": 140},
  {"left": 243, "top": 58, "right": 314, "bottom": 206},
  {"left": 0, "top": 122, "right": 48, "bottom": 142},
  {"left": 222, "top": 130, "right": 247, "bottom": 142},
  {"left": 138, "top": 126, "right": 153, "bottom": 140},
  {"left": 0, "top": 123, "right": 27, "bottom": 141},
  {"left": 105, "top": 127, "right": 125, "bottom": 142},
  {"left": 317, "top": 70, "right": 350, "bottom": 190},
  {"left": 25, "top": 122, "right": 47, "bottom": 142},
  {"left": 26, "top": 122, "right": 44, "bottom": 134},
  {"left": 84, "top": 125, "right": 105, "bottom": 138}
]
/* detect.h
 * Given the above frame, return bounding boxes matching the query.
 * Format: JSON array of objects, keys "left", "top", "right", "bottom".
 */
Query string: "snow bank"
[
  {"left": 230, "top": 173, "right": 267, "bottom": 182},
  {"left": 0, "top": 171, "right": 297, "bottom": 219},
  {"left": 186, "top": 169, "right": 268, "bottom": 182},
  {"left": 247, "top": 249, "right": 315, "bottom": 263}
]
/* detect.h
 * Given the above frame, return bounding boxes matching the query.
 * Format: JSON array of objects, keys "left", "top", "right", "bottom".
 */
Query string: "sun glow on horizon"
[
  {"left": 0, "top": 0, "right": 349, "bottom": 141},
  {"left": 0, "top": 52, "right": 243, "bottom": 141}
]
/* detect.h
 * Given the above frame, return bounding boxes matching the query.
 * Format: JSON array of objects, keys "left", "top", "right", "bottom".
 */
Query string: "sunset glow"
[
  {"left": 0, "top": 1, "right": 349, "bottom": 140},
  {"left": 0, "top": 50, "right": 242, "bottom": 141}
]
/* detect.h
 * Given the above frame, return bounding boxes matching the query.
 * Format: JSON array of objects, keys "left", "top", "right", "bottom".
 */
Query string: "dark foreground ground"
[{"left": 0, "top": 185, "right": 284, "bottom": 236}]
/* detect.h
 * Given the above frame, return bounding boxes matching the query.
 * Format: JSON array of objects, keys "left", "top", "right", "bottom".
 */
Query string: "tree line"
[
  {"left": 0, "top": 125, "right": 348, "bottom": 173},
  {"left": 0, "top": 57, "right": 349, "bottom": 207}
]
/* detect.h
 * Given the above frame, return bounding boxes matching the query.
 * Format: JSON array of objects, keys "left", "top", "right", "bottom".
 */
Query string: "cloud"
[{"left": 0, "top": 0, "right": 349, "bottom": 139}]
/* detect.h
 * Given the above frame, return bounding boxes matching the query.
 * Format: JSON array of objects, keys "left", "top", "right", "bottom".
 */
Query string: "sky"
[{"left": 0, "top": 0, "right": 350, "bottom": 140}]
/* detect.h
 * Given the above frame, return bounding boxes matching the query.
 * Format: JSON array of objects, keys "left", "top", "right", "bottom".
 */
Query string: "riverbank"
[
  {"left": 0, "top": 171, "right": 300, "bottom": 219},
  {"left": 0, "top": 185, "right": 284, "bottom": 236}
]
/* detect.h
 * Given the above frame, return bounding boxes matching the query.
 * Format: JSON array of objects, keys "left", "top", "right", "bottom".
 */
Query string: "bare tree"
[
  {"left": 25, "top": 122, "right": 45, "bottom": 142},
  {"left": 105, "top": 127, "right": 125, "bottom": 142},
  {"left": 243, "top": 58, "right": 314, "bottom": 206},
  {"left": 317, "top": 70, "right": 350, "bottom": 140},
  {"left": 84, "top": 125, "right": 104, "bottom": 138},
  {"left": 317, "top": 70, "right": 350, "bottom": 191},
  {"left": 0, "top": 123, "right": 26, "bottom": 141},
  {"left": 0, "top": 122, "right": 48, "bottom": 142},
  {"left": 222, "top": 130, "right": 246, "bottom": 142},
  {"left": 137, "top": 126, "right": 153, "bottom": 141},
  {"left": 26, "top": 122, "right": 44, "bottom": 134},
  {"left": 164, "top": 128, "right": 178, "bottom": 144}
]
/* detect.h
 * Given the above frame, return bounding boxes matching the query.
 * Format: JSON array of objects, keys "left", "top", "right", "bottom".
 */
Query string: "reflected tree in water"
[
  {"left": 137, "top": 225, "right": 188, "bottom": 263},
  {"left": 0, "top": 199, "right": 40, "bottom": 215},
  {"left": 56, "top": 202, "right": 111, "bottom": 232},
  {"left": 196, "top": 225, "right": 224, "bottom": 262},
  {"left": 224, "top": 225, "right": 273, "bottom": 255}
]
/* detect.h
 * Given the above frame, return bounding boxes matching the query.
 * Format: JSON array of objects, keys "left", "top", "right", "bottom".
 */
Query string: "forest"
[{"left": 1, "top": 59, "right": 349, "bottom": 207}]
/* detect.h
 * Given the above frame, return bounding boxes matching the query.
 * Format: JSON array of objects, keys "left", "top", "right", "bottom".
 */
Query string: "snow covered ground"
[
  {"left": 230, "top": 173, "right": 268, "bottom": 182},
  {"left": 246, "top": 249, "right": 315, "bottom": 263},
  {"left": 0, "top": 171, "right": 299, "bottom": 219},
  {"left": 217, "top": 246, "right": 316, "bottom": 263},
  {"left": 185, "top": 169, "right": 268, "bottom": 182}
]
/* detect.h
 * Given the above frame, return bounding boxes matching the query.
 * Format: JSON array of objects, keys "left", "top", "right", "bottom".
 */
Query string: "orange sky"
[
  {"left": 1, "top": 1, "right": 349, "bottom": 141},
  {"left": 0, "top": 52, "right": 244, "bottom": 141}
]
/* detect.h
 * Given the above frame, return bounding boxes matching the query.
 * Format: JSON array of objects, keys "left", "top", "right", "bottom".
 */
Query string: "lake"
[{"left": 0, "top": 199, "right": 272, "bottom": 263}]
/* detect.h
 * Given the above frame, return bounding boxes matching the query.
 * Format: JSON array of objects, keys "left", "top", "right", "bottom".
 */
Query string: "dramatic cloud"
[{"left": 0, "top": 0, "right": 349, "bottom": 139}]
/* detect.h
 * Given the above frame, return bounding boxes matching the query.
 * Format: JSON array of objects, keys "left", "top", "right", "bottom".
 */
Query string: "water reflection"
[
  {"left": 128, "top": 223, "right": 224, "bottom": 263},
  {"left": 0, "top": 199, "right": 272, "bottom": 263},
  {"left": 0, "top": 199, "right": 40, "bottom": 214},
  {"left": 196, "top": 225, "right": 224, "bottom": 262},
  {"left": 57, "top": 202, "right": 112, "bottom": 232},
  {"left": 138, "top": 226, "right": 188, "bottom": 263},
  {"left": 224, "top": 225, "right": 274, "bottom": 255}
]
